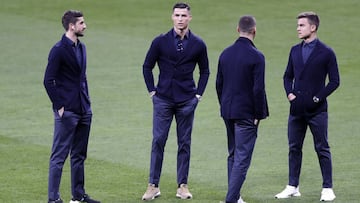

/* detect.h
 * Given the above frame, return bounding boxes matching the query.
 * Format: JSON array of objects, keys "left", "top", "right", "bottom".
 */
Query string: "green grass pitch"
[{"left": 0, "top": 0, "right": 359, "bottom": 202}]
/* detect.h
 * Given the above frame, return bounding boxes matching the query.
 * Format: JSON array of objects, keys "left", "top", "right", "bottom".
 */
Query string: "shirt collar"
[
  {"left": 64, "top": 35, "right": 80, "bottom": 47},
  {"left": 303, "top": 38, "right": 318, "bottom": 48},
  {"left": 238, "top": 37, "right": 256, "bottom": 47},
  {"left": 172, "top": 29, "right": 189, "bottom": 39}
]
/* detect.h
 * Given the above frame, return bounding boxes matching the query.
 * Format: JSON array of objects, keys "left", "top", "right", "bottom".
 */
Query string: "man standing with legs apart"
[
  {"left": 216, "top": 15, "right": 269, "bottom": 203},
  {"left": 44, "top": 10, "right": 100, "bottom": 203},
  {"left": 275, "top": 12, "right": 340, "bottom": 201},
  {"left": 142, "top": 2, "right": 210, "bottom": 201}
]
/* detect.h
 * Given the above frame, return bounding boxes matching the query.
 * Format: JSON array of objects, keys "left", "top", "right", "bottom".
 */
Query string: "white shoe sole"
[
  {"left": 142, "top": 191, "right": 160, "bottom": 201},
  {"left": 320, "top": 196, "right": 336, "bottom": 201},
  {"left": 176, "top": 194, "right": 192, "bottom": 199},
  {"left": 275, "top": 192, "right": 301, "bottom": 199}
]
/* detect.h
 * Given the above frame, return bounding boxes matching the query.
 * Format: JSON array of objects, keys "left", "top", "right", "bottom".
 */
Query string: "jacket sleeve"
[
  {"left": 316, "top": 48, "right": 340, "bottom": 100},
  {"left": 196, "top": 42, "right": 210, "bottom": 96},
  {"left": 283, "top": 49, "right": 295, "bottom": 97},
  {"left": 253, "top": 53, "right": 269, "bottom": 119},
  {"left": 215, "top": 57, "right": 223, "bottom": 104},
  {"left": 142, "top": 37, "right": 160, "bottom": 93},
  {"left": 43, "top": 46, "right": 63, "bottom": 110}
]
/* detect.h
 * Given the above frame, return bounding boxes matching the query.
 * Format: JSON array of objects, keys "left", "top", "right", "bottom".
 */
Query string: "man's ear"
[
  {"left": 69, "top": 23, "right": 75, "bottom": 30},
  {"left": 311, "top": 24, "right": 317, "bottom": 32}
]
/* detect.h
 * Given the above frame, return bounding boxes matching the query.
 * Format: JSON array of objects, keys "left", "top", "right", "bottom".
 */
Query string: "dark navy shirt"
[
  {"left": 64, "top": 36, "right": 83, "bottom": 67},
  {"left": 173, "top": 30, "right": 189, "bottom": 52},
  {"left": 302, "top": 39, "right": 317, "bottom": 63}
]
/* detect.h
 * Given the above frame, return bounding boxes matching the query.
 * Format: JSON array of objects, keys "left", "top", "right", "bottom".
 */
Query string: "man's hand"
[
  {"left": 287, "top": 93, "right": 296, "bottom": 101},
  {"left": 149, "top": 91, "right": 156, "bottom": 98},
  {"left": 58, "top": 107, "right": 64, "bottom": 117},
  {"left": 195, "top": 94, "right": 202, "bottom": 101}
]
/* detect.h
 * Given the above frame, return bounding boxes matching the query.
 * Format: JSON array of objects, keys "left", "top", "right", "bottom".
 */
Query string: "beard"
[{"left": 75, "top": 31, "right": 84, "bottom": 37}]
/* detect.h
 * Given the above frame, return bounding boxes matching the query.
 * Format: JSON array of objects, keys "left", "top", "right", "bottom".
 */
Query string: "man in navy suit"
[
  {"left": 44, "top": 10, "right": 100, "bottom": 203},
  {"left": 142, "top": 2, "right": 210, "bottom": 201},
  {"left": 216, "top": 15, "right": 269, "bottom": 203},
  {"left": 275, "top": 12, "right": 340, "bottom": 202}
]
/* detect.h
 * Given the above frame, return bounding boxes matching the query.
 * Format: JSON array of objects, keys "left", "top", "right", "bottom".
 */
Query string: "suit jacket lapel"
[
  {"left": 64, "top": 43, "right": 82, "bottom": 72},
  {"left": 300, "top": 42, "right": 321, "bottom": 78},
  {"left": 80, "top": 43, "right": 86, "bottom": 70},
  {"left": 294, "top": 45, "right": 305, "bottom": 78},
  {"left": 176, "top": 40, "right": 193, "bottom": 64},
  {"left": 175, "top": 33, "right": 196, "bottom": 65},
  {"left": 165, "top": 29, "right": 194, "bottom": 66},
  {"left": 304, "top": 42, "right": 320, "bottom": 66},
  {"left": 61, "top": 35, "right": 81, "bottom": 71}
]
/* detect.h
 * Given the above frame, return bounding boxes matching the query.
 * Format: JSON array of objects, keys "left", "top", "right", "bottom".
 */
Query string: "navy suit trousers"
[
  {"left": 48, "top": 110, "right": 92, "bottom": 200},
  {"left": 287, "top": 112, "right": 333, "bottom": 188},
  {"left": 148, "top": 96, "right": 198, "bottom": 185},
  {"left": 224, "top": 119, "right": 258, "bottom": 203}
]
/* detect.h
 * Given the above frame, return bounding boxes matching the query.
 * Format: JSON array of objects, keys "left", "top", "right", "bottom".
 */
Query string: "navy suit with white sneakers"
[{"left": 275, "top": 12, "right": 339, "bottom": 202}]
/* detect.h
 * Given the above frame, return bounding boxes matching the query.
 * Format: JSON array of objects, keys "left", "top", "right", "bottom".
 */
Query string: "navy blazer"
[
  {"left": 143, "top": 29, "right": 210, "bottom": 103},
  {"left": 283, "top": 39, "right": 340, "bottom": 116},
  {"left": 44, "top": 34, "right": 91, "bottom": 114},
  {"left": 216, "top": 37, "right": 269, "bottom": 120}
]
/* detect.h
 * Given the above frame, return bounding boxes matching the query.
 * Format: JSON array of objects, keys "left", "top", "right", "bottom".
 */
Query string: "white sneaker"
[
  {"left": 275, "top": 185, "right": 301, "bottom": 199},
  {"left": 320, "top": 188, "right": 336, "bottom": 201},
  {"left": 176, "top": 184, "right": 192, "bottom": 199},
  {"left": 142, "top": 183, "right": 160, "bottom": 201},
  {"left": 238, "top": 196, "right": 247, "bottom": 203},
  {"left": 219, "top": 197, "right": 246, "bottom": 203}
]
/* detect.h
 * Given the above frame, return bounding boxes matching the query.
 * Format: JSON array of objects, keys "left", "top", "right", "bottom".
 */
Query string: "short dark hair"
[
  {"left": 173, "top": 2, "right": 191, "bottom": 11},
  {"left": 297, "top": 11, "right": 320, "bottom": 31},
  {"left": 238, "top": 15, "right": 256, "bottom": 33},
  {"left": 62, "top": 10, "right": 83, "bottom": 31}
]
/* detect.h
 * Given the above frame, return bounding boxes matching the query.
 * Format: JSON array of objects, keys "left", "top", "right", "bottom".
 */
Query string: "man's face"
[
  {"left": 172, "top": 8, "right": 192, "bottom": 31},
  {"left": 72, "top": 17, "right": 86, "bottom": 37},
  {"left": 297, "top": 18, "right": 315, "bottom": 40}
]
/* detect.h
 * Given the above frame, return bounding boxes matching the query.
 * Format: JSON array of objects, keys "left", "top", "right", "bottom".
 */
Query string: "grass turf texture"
[{"left": 0, "top": 0, "right": 359, "bottom": 202}]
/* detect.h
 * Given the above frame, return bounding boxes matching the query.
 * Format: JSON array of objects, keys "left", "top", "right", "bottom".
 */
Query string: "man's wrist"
[
  {"left": 288, "top": 93, "right": 296, "bottom": 101},
  {"left": 195, "top": 94, "right": 202, "bottom": 101},
  {"left": 313, "top": 96, "right": 320, "bottom": 103},
  {"left": 149, "top": 91, "right": 156, "bottom": 98}
]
